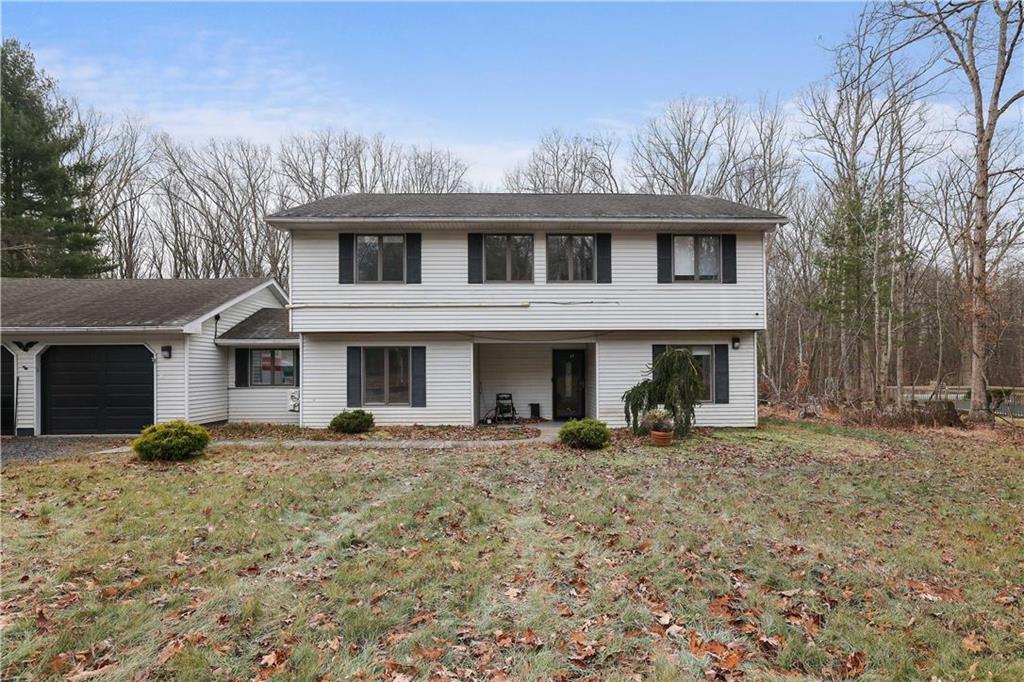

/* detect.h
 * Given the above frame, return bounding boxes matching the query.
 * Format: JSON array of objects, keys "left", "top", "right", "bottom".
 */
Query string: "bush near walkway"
[{"left": 2, "top": 418, "right": 1022, "bottom": 680}]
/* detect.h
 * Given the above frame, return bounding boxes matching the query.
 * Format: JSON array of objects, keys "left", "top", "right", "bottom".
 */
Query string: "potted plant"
[
  {"left": 641, "top": 408, "right": 674, "bottom": 446},
  {"left": 622, "top": 347, "right": 704, "bottom": 440}
]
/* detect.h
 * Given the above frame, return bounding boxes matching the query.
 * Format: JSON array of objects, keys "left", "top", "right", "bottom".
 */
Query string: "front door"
[{"left": 552, "top": 349, "right": 585, "bottom": 420}]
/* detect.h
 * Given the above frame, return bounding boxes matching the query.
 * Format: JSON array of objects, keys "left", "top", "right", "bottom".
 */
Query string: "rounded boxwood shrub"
[
  {"left": 329, "top": 409, "right": 375, "bottom": 434},
  {"left": 132, "top": 420, "right": 211, "bottom": 461},
  {"left": 558, "top": 418, "right": 610, "bottom": 450}
]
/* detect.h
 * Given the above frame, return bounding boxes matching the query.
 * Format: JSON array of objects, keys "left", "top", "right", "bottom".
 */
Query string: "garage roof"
[{"left": 1, "top": 277, "right": 281, "bottom": 332}]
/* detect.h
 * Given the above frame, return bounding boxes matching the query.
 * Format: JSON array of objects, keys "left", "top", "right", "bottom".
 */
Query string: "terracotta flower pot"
[{"left": 650, "top": 430, "right": 673, "bottom": 446}]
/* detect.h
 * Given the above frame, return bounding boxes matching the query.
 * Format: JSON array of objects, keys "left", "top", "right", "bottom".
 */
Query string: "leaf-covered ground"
[
  {"left": 207, "top": 422, "right": 542, "bottom": 442},
  {"left": 2, "top": 418, "right": 1022, "bottom": 681}
]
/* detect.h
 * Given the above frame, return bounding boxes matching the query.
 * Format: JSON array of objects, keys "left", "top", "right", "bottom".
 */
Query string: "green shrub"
[
  {"left": 329, "top": 409, "right": 375, "bottom": 434},
  {"left": 132, "top": 420, "right": 211, "bottom": 461},
  {"left": 558, "top": 418, "right": 610, "bottom": 449},
  {"left": 622, "top": 347, "right": 704, "bottom": 437}
]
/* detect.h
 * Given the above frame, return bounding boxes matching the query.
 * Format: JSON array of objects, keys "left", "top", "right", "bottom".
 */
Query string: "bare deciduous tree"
[{"left": 504, "top": 130, "right": 621, "bottom": 193}]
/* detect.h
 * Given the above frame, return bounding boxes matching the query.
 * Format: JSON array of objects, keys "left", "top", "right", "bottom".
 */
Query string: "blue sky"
[{"left": 4, "top": 2, "right": 867, "bottom": 185}]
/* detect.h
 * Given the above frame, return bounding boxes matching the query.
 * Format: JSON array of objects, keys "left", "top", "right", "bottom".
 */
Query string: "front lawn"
[{"left": 2, "top": 419, "right": 1022, "bottom": 680}]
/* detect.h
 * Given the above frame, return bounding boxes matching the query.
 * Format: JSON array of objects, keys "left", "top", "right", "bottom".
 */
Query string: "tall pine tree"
[{"left": 1, "top": 38, "right": 108, "bottom": 277}]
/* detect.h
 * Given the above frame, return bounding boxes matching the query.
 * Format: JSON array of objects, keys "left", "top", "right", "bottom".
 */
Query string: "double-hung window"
[
  {"left": 249, "top": 349, "right": 297, "bottom": 386},
  {"left": 484, "top": 235, "right": 533, "bottom": 282},
  {"left": 547, "top": 234, "right": 595, "bottom": 282},
  {"left": 666, "top": 344, "right": 713, "bottom": 402},
  {"left": 356, "top": 235, "right": 405, "bottom": 282},
  {"left": 363, "top": 347, "right": 410, "bottom": 405},
  {"left": 673, "top": 235, "right": 721, "bottom": 281}
]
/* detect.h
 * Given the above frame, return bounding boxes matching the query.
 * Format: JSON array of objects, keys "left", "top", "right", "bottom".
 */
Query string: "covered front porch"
[{"left": 472, "top": 336, "right": 597, "bottom": 423}]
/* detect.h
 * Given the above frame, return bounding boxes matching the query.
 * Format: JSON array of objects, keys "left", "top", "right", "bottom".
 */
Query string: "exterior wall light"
[
  {"left": 161, "top": 346, "right": 173, "bottom": 359},
  {"left": 731, "top": 337, "right": 740, "bottom": 350}
]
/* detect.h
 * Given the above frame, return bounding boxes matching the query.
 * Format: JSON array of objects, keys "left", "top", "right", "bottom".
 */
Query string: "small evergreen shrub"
[
  {"left": 133, "top": 420, "right": 211, "bottom": 461},
  {"left": 330, "top": 409, "right": 375, "bottom": 434},
  {"left": 558, "top": 418, "right": 610, "bottom": 449}
]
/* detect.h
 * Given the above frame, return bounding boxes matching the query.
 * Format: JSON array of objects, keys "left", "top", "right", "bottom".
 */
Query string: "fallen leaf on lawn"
[
  {"left": 413, "top": 644, "right": 443, "bottom": 661},
  {"left": 66, "top": 663, "right": 119, "bottom": 681},
  {"left": 156, "top": 639, "right": 184, "bottom": 665},
  {"left": 837, "top": 651, "right": 867, "bottom": 678},
  {"left": 961, "top": 633, "right": 987, "bottom": 654}
]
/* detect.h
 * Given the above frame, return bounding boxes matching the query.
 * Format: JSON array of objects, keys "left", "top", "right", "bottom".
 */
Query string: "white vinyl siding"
[
  {"left": 4, "top": 334, "right": 187, "bottom": 433},
  {"left": 596, "top": 331, "right": 757, "bottom": 428},
  {"left": 228, "top": 387, "right": 299, "bottom": 424},
  {"left": 289, "top": 230, "right": 767, "bottom": 332},
  {"left": 300, "top": 333, "right": 473, "bottom": 427},
  {"left": 475, "top": 343, "right": 596, "bottom": 421},
  {"left": 188, "top": 286, "right": 281, "bottom": 424}
]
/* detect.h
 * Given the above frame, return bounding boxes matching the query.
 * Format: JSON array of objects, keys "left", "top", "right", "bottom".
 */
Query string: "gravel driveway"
[{"left": 1, "top": 436, "right": 130, "bottom": 465}]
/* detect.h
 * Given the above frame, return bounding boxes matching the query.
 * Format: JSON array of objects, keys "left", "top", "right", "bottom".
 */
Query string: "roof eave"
[
  {"left": 1, "top": 325, "right": 186, "bottom": 335},
  {"left": 215, "top": 338, "right": 300, "bottom": 347},
  {"left": 266, "top": 215, "right": 786, "bottom": 231}
]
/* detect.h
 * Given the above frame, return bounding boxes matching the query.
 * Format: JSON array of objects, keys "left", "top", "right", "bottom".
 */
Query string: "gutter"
[
  {"left": 288, "top": 301, "right": 532, "bottom": 309},
  {"left": 266, "top": 216, "right": 787, "bottom": 230},
  {"left": 1, "top": 326, "right": 186, "bottom": 335},
  {"left": 215, "top": 338, "right": 300, "bottom": 347}
]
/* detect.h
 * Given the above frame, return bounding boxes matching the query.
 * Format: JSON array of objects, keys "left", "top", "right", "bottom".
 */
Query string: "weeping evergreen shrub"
[{"left": 622, "top": 347, "right": 705, "bottom": 437}]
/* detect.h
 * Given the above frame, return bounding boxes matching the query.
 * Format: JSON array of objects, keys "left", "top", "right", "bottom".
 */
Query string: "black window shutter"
[
  {"left": 339, "top": 233, "right": 354, "bottom": 284},
  {"left": 293, "top": 349, "right": 300, "bottom": 388},
  {"left": 406, "top": 233, "right": 422, "bottom": 283},
  {"left": 652, "top": 344, "right": 667, "bottom": 363},
  {"left": 467, "top": 233, "right": 483, "bottom": 283},
  {"left": 411, "top": 346, "right": 426, "bottom": 407},
  {"left": 234, "top": 349, "right": 250, "bottom": 387},
  {"left": 714, "top": 344, "right": 730, "bottom": 404},
  {"left": 347, "top": 346, "right": 362, "bottom": 407},
  {"left": 721, "top": 234, "right": 737, "bottom": 284},
  {"left": 656, "top": 234, "right": 672, "bottom": 283},
  {"left": 596, "top": 233, "right": 612, "bottom": 283}
]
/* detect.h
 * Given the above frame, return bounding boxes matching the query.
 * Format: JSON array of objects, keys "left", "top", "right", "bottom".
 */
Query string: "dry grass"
[
  {"left": 207, "top": 421, "right": 541, "bottom": 442},
  {"left": 2, "top": 417, "right": 1022, "bottom": 680}
]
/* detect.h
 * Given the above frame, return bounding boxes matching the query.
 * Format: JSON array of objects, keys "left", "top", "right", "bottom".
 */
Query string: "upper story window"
[
  {"left": 357, "top": 235, "right": 405, "bottom": 282},
  {"left": 547, "top": 235, "right": 595, "bottom": 282},
  {"left": 249, "top": 349, "right": 297, "bottom": 386},
  {"left": 673, "top": 235, "right": 721, "bottom": 281},
  {"left": 485, "top": 235, "right": 533, "bottom": 282}
]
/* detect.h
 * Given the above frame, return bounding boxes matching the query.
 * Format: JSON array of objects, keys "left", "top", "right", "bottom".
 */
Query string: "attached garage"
[
  {"left": 41, "top": 345, "right": 154, "bottom": 434},
  {"left": 1, "top": 277, "right": 289, "bottom": 436}
]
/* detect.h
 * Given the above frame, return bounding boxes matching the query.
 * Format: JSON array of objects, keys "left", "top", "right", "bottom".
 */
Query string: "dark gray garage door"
[
  {"left": 42, "top": 345, "right": 154, "bottom": 434},
  {"left": 1, "top": 346, "right": 14, "bottom": 435}
]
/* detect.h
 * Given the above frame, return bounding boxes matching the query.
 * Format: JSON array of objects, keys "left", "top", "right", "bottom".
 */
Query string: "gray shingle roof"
[
  {"left": 1, "top": 277, "right": 273, "bottom": 330},
  {"left": 219, "top": 308, "right": 296, "bottom": 340},
  {"left": 268, "top": 193, "right": 785, "bottom": 222}
]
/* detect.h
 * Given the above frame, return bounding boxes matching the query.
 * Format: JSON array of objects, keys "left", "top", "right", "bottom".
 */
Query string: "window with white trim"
[
  {"left": 484, "top": 235, "right": 533, "bottom": 282},
  {"left": 673, "top": 235, "right": 721, "bottom": 281},
  {"left": 363, "top": 347, "right": 410, "bottom": 405},
  {"left": 547, "top": 234, "right": 595, "bottom": 282},
  {"left": 668, "top": 344, "right": 713, "bottom": 401},
  {"left": 249, "top": 349, "right": 297, "bottom": 386},
  {"left": 356, "top": 235, "right": 405, "bottom": 282}
]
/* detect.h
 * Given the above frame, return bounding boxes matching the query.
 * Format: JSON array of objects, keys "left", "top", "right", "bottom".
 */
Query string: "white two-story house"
[{"left": 266, "top": 193, "right": 784, "bottom": 428}]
